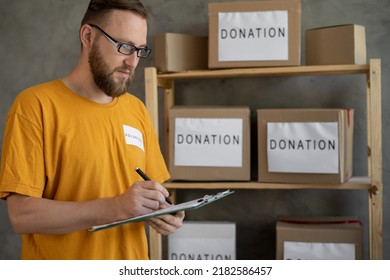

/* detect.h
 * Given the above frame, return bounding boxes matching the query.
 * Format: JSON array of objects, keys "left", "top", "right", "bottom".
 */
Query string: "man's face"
[
  {"left": 88, "top": 10, "right": 148, "bottom": 98},
  {"left": 89, "top": 42, "right": 134, "bottom": 98}
]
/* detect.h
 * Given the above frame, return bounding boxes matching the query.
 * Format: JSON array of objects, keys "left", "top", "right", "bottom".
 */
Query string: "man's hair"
[{"left": 81, "top": 0, "right": 148, "bottom": 26}]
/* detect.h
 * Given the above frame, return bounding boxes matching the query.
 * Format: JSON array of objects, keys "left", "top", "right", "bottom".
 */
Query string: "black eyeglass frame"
[{"left": 88, "top": 23, "right": 152, "bottom": 58}]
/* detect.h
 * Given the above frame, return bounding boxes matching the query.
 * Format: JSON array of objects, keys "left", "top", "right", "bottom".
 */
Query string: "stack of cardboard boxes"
[{"left": 156, "top": 0, "right": 366, "bottom": 260}]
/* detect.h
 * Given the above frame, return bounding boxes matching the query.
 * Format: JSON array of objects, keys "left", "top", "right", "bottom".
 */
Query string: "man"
[{"left": 0, "top": 0, "right": 184, "bottom": 259}]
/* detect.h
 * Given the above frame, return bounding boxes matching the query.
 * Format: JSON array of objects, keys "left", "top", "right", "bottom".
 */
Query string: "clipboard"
[{"left": 90, "top": 189, "right": 234, "bottom": 232}]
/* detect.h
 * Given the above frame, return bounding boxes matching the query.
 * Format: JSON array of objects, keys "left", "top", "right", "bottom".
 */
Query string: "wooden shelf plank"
[
  {"left": 157, "top": 64, "right": 370, "bottom": 83},
  {"left": 164, "top": 176, "right": 371, "bottom": 190}
]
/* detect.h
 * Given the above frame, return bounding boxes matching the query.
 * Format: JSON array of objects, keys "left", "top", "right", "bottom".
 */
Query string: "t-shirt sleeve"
[{"left": 0, "top": 112, "right": 46, "bottom": 199}]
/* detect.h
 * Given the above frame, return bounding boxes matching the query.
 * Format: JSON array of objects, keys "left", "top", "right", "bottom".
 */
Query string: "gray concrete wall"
[{"left": 0, "top": 0, "right": 388, "bottom": 259}]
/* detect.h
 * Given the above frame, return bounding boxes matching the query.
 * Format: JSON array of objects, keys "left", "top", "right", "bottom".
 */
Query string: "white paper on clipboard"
[{"left": 90, "top": 189, "right": 234, "bottom": 232}]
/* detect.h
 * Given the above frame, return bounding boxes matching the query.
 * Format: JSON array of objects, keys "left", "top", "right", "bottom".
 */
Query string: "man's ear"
[{"left": 80, "top": 24, "right": 93, "bottom": 49}]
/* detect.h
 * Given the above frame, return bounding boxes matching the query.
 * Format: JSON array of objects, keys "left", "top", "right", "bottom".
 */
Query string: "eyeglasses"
[{"left": 88, "top": 23, "right": 151, "bottom": 58}]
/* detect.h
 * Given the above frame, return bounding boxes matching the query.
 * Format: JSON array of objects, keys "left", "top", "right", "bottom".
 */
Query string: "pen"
[{"left": 135, "top": 166, "right": 173, "bottom": 205}]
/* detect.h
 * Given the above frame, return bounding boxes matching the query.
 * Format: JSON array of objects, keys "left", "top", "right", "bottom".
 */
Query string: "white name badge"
[
  {"left": 218, "top": 10, "right": 288, "bottom": 62},
  {"left": 174, "top": 118, "right": 243, "bottom": 167},
  {"left": 284, "top": 241, "right": 355, "bottom": 260},
  {"left": 123, "top": 125, "right": 144, "bottom": 152},
  {"left": 267, "top": 122, "right": 339, "bottom": 173}
]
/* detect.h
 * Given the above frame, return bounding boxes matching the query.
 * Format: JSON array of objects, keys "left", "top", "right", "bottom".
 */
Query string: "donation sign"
[
  {"left": 218, "top": 10, "right": 289, "bottom": 61},
  {"left": 267, "top": 122, "right": 339, "bottom": 173},
  {"left": 174, "top": 118, "right": 243, "bottom": 167}
]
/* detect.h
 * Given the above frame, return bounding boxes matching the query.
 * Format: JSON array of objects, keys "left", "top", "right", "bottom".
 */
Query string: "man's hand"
[
  {"left": 114, "top": 180, "right": 170, "bottom": 220},
  {"left": 146, "top": 211, "right": 185, "bottom": 235}
]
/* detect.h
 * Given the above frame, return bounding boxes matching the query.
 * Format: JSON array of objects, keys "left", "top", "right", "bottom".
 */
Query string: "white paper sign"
[
  {"left": 284, "top": 241, "right": 355, "bottom": 260},
  {"left": 123, "top": 125, "right": 144, "bottom": 151},
  {"left": 174, "top": 118, "right": 243, "bottom": 167},
  {"left": 218, "top": 10, "right": 288, "bottom": 62},
  {"left": 168, "top": 222, "right": 236, "bottom": 260},
  {"left": 267, "top": 122, "right": 339, "bottom": 173}
]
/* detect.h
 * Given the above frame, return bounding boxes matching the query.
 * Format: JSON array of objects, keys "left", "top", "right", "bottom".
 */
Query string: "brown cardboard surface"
[
  {"left": 169, "top": 106, "right": 250, "bottom": 181},
  {"left": 257, "top": 109, "right": 354, "bottom": 184},
  {"left": 154, "top": 33, "right": 208, "bottom": 72},
  {"left": 208, "top": 0, "right": 301, "bottom": 69},
  {"left": 305, "top": 24, "right": 366, "bottom": 65},
  {"left": 276, "top": 216, "right": 363, "bottom": 259}
]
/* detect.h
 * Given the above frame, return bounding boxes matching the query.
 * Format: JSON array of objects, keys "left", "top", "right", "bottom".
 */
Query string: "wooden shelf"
[
  {"left": 144, "top": 59, "right": 382, "bottom": 260},
  {"left": 164, "top": 176, "right": 372, "bottom": 190}
]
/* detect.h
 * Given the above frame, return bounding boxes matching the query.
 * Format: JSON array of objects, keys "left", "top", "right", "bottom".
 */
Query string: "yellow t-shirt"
[{"left": 0, "top": 80, "right": 170, "bottom": 259}]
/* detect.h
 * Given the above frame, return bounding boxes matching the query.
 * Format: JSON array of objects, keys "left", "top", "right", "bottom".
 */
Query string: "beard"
[{"left": 88, "top": 43, "right": 135, "bottom": 98}]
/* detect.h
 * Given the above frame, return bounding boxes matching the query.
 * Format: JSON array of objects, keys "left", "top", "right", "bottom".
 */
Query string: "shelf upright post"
[
  {"left": 163, "top": 80, "right": 175, "bottom": 166},
  {"left": 144, "top": 67, "right": 162, "bottom": 260},
  {"left": 145, "top": 67, "right": 159, "bottom": 132},
  {"left": 366, "top": 59, "right": 383, "bottom": 259},
  {"left": 144, "top": 67, "right": 177, "bottom": 260}
]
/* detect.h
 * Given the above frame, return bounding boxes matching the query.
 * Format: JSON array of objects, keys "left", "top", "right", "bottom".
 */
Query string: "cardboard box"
[
  {"left": 169, "top": 106, "right": 251, "bottom": 181},
  {"left": 257, "top": 109, "right": 354, "bottom": 184},
  {"left": 305, "top": 24, "right": 366, "bottom": 65},
  {"left": 276, "top": 216, "right": 363, "bottom": 260},
  {"left": 208, "top": 0, "right": 301, "bottom": 69},
  {"left": 154, "top": 33, "right": 208, "bottom": 72},
  {"left": 168, "top": 221, "right": 236, "bottom": 260}
]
